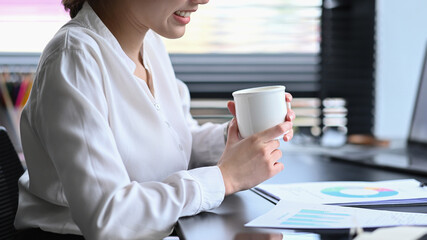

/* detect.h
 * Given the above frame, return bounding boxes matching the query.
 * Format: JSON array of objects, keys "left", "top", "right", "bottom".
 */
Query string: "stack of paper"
[
  {"left": 253, "top": 179, "right": 427, "bottom": 206},
  {"left": 245, "top": 201, "right": 427, "bottom": 230}
]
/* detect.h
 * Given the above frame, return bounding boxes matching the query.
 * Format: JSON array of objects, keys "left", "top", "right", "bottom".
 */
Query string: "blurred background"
[{"left": 0, "top": 0, "right": 426, "bottom": 155}]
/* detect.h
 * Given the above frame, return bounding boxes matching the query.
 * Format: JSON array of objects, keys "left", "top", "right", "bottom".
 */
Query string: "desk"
[{"left": 176, "top": 153, "right": 427, "bottom": 240}]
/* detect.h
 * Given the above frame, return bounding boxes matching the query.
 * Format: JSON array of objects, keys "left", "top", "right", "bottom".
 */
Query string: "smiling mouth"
[{"left": 174, "top": 11, "right": 192, "bottom": 18}]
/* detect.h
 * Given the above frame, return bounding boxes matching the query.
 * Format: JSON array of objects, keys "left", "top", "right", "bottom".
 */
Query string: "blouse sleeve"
[
  {"left": 175, "top": 79, "right": 228, "bottom": 168},
  {"left": 28, "top": 50, "right": 224, "bottom": 240}
]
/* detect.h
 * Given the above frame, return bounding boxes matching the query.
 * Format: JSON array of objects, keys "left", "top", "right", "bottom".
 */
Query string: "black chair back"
[{"left": 0, "top": 127, "right": 25, "bottom": 240}]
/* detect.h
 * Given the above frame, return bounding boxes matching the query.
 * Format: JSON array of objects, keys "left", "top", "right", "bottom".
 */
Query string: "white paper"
[
  {"left": 354, "top": 226, "right": 427, "bottom": 240},
  {"left": 245, "top": 201, "right": 427, "bottom": 229},
  {"left": 255, "top": 179, "right": 427, "bottom": 206}
]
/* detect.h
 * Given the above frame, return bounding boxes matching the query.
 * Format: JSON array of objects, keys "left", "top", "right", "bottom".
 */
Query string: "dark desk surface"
[{"left": 176, "top": 153, "right": 427, "bottom": 240}]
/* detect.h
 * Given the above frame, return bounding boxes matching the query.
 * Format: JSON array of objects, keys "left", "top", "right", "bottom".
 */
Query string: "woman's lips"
[{"left": 173, "top": 10, "right": 193, "bottom": 24}]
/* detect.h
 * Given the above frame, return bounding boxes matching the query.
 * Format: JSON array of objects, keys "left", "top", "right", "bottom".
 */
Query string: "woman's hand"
[
  {"left": 284, "top": 92, "right": 295, "bottom": 141},
  {"left": 218, "top": 94, "right": 295, "bottom": 195},
  {"left": 227, "top": 92, "right": 295, "bottom": 142}
]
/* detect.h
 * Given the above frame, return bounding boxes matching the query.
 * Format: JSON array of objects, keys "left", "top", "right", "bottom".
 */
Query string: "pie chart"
[{"left": 321, "top": 186, "right": 398, "bottom": 198}]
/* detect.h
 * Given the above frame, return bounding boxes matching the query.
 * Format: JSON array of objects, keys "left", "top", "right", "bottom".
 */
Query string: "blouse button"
[
  {"left": 154, "top": 103, "right": 160, "bottom": 111},
  {"left": 165, "top": 121, "right": 171, "bottom": 128},
  {"left": 179, "top": 144, "right": 184, "bottom": 151}
]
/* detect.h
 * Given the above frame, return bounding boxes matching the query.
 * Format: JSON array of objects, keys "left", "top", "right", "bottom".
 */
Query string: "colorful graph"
[
  {"left": 320, "top": 186, "right": 398, "bottom": 198},
  {"left": 280, "top": 209, "right": 350, "bottom": 227}
]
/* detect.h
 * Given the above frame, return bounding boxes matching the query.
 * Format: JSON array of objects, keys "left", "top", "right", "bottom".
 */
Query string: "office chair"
[{"left": 0, "top": 126, "right": 25, "bottom": 240}]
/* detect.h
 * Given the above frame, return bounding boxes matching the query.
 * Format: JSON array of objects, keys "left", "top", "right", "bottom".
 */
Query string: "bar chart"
[
  {"left": 246, "top": 201, "right": 427, "bottom": 230},
  {"left": 280, "top": 209, "right": 350, "bottom": 227}
]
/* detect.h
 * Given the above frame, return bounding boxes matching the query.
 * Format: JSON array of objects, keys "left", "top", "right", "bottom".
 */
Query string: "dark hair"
[{"left": 62, "top": 0, "right": 86, "bottom": 18}]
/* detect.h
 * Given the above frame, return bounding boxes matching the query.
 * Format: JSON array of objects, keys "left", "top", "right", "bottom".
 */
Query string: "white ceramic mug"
[{"left": 232, "top": 85, "right": 288, "bottom": 139}]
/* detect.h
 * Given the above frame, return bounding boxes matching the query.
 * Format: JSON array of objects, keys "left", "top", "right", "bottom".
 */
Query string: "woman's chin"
[{"left": 156, "top": 27, "right": 186, "bottom": 39}]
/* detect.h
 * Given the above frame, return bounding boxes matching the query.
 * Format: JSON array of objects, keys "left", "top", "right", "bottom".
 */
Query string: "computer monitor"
[
  {"left": 326, "top": 45, "right": 427, "bottom": 175},
  {"left": 408, "top": 45, "right": 427, "bottom": 145}
]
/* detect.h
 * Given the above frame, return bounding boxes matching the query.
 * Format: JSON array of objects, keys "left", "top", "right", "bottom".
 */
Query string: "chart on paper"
[
  {"left": 254, "top": 179, "right": 427, "bottom": 206},
  {"left": 245, "top": 201, "right": 427, "bottom": 229},
  {"left": 320, "top": 186, "right": 398, "bottom": 198},
  {"left": 279, "top": 209, "right": 351, "bottom": 228}
]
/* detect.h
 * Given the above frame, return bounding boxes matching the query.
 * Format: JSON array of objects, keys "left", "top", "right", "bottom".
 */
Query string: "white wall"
[{"left": 375, "top": 0, "right": 427, "bottom": 139}]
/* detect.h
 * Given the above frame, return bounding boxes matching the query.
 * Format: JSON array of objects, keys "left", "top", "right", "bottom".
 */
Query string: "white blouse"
[{"left": 15, "top": 3, "right": 227, "bottom": 240}]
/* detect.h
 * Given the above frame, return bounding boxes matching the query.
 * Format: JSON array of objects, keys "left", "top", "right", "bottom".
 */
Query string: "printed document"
[
  {"left": 245, "top": 200, "right": 427, "bottom": 229},
  {"left": 254, "top": 179, "right": 427, "bottom": 206}
]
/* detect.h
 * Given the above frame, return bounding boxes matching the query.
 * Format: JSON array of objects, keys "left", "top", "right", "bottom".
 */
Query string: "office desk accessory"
[{"left": 254, "top": 179, "right": 427, "bottom": 206}]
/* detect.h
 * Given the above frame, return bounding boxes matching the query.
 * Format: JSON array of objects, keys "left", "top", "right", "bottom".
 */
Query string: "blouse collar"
[{"left": 72, "top": 2, "right": 137, "bottom": 72}]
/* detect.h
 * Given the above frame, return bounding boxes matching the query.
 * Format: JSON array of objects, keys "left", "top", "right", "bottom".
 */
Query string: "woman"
[{"left": 14, "top": 0, "right": 295, "bottom": 239}]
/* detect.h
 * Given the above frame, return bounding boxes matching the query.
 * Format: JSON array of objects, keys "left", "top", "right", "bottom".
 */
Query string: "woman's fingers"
[
  {"left": 227, "top": 101, "right": 236, "bottom": 117},
  {"left": 285, "top": 92, "right": 293, "bottom": 102},
  {"left": 271, "top": 159, "right": 284, "bottom": 175},
  {"left": 269, "top": 148, "right": 282, "bottom": 162},
  {"left": 283, "top": 128, "right": 294, "bottom": 142},
  {"left": 219, "top": 123, "right": 287, "bottom": 195},
  {"left": 285, "top": 93, "right": 294, "bottom": 122},
  {"left": 285, "top": 93, "right": 292, "bottom": 112},
  {"left": 265, "top": 139, "right": 281, "bottom": 152},
  {"left": 286, "top": 109, "right": 295, "bottom": 122},
  {"left": 226, "top": 118, "right": 240, "bottom": 143},
  {"left": 258, "top": 121, "right": 293, "bottom": 142}
]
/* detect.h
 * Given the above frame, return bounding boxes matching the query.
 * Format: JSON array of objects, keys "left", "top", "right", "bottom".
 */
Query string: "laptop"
[{"left": 326, "top": 47, "right": 427, "bottom": 176}]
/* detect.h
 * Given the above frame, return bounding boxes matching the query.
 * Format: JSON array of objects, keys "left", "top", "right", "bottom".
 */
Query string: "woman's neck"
[{"left": 90, "top": 1, "right": 148, "bottom": 63}]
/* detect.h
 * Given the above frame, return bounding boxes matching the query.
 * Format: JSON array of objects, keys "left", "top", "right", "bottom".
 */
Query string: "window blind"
[
  {"left": 164, "top": 0, "right": 322, "bottom": 99},
  {"left": 171, "top": 53, "right": 320, "bottom": 98},
  {"left": 320, "top": 0, "right": 376, "bottom": 134}
]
